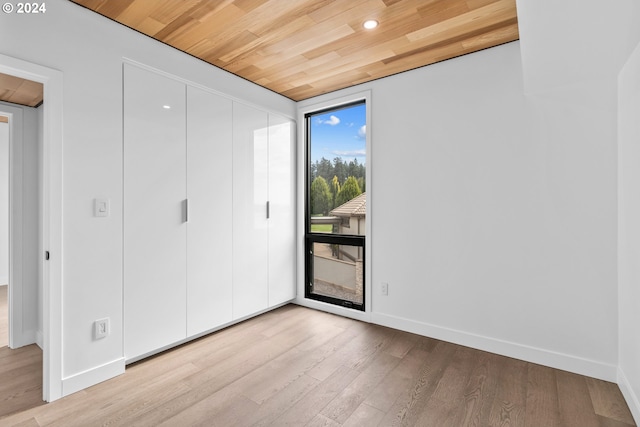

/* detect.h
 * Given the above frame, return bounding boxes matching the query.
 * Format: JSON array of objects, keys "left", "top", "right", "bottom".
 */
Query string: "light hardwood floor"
[
  {"left": 0, "top": 284, "right": 45, "bottom": 420},
  {"left": 0, "top": 304, "right": 635, "bottom": 426}
]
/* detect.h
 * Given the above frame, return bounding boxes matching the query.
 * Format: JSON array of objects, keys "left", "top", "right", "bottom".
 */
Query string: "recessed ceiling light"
[
  {"left": 163, "top": 105, "right": 171, "bottom": 109},
  {"left": 363, "top": 20, "right": 378, "bottom": 30}
]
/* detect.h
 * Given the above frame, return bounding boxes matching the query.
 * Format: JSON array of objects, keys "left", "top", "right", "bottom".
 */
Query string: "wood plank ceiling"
[
  {"left": 0, "top": 72, "right": 44, "bottom": 109},
  {"left": 70, "top": 0, "right": 519, "bottom": 101}
]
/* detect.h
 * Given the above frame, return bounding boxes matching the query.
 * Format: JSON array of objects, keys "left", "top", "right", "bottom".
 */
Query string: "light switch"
[{"left": 94, "top": 198, "right": 110, "bottom": 217}]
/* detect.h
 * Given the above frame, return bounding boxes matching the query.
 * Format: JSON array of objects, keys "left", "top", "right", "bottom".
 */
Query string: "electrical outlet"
[
  {"left": 94, "top": 318, "right": 110, "bottom": 340},
  {"left": 381, "top": 282, "right": 389, "bottom": 296}
]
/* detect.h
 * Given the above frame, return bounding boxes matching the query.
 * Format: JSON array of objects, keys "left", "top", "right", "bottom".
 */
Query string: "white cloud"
[
  {"left": 357, "top": 125, "right": 366, "bottom": 138},
  {"left": 332, "top": 149, "right": 366, "bottom": 157},
  {"left": 318, "top": 115, "right": 340, "bottom": 126}
]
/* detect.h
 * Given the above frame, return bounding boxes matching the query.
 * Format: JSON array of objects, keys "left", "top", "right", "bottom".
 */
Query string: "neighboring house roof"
[{"left": 330, "top": 192, "right": 366, "bottom": 217}]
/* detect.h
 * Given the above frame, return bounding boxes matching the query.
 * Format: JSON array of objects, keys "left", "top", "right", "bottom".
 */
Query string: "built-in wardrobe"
[{"left": 123, "top": 63, "right": 295, "bottom": 362}]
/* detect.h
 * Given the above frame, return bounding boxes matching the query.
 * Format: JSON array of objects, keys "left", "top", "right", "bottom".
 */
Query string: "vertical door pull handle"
[
  {"left": 266, "top": 201, "right": 270, "bottom": 219},
  {"left": 185, "top": 199, "right": 189, "bottom": 223}
]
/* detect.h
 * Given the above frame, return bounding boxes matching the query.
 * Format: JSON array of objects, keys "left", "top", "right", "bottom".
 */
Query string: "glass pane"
[
  {"left": 311, "top": 242, "right": 363, "bottom": 305},
  {"left": 309, "top": 103, "right": 366, "bottom": 236}
]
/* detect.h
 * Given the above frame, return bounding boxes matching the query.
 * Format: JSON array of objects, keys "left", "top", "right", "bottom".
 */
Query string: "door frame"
[{"left": 0, "top": 53, "right": 64, "bottom": 402}]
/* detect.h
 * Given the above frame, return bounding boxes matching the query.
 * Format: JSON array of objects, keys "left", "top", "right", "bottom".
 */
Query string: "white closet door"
[
  {"left": 124, "top": 64, "right": 187, "bottom": 360},
  {"left": 186, "top": 86, "right": 232, "bottom": 335},
  {"left": 268, "top": 114, "right": 296, "bottom": 306},
  {"left": 232, "top": 102, "right": 268, "bottom": 319}
]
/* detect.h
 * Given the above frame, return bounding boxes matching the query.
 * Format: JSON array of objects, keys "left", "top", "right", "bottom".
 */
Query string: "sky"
[{"left": 309, "top": 103, "right": 366, "bottom": 164}]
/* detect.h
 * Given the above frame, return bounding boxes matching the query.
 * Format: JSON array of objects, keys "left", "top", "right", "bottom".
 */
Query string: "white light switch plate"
[{"left": 94, "top": 198, "right": 110, "bottom": 217}]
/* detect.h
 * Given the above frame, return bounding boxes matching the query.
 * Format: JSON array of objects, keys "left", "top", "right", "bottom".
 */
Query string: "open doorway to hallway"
[
  {"left": 1, "top": 114, "right": 7, "bottom": 347},
  {"left": 0, "top": 74, "right": 46, "bottom": 418}
]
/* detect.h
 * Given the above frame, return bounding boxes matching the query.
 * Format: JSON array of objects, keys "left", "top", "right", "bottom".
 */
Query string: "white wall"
[
  {"left": 298, "top": 36, "right": 623, "bottom": 382},
  {"left": 0, "top": 0, "right": 295, "bottom": 395},
  {"left": 0, "top": 121, "right": 7, "bottom": 285},
  {"left": 371, "top": 41, "right": 618, "bottom": 380},
  {"left": 618, "top": 38, "right": 640, "bottom": 423}
]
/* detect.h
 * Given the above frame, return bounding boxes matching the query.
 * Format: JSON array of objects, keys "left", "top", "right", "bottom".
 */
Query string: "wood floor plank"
[
  {"left": 556, "top": 370, "right": 601, "bottom": 427},
  {"left": 270, "top": 365, "right": 360, "bottom": 426},
  {"left": 378, "top": 340, "right": 459, "bottom": 426},
  {"left": 306, "top": 413, "right": 341, "bottom": 427},
  {"left": 0, "top": 344, "right": 43, "bottom": 420},
  {"left": 364, "top": 347, "right": 431, "bottom": 413},
  {"left": 342, "top": 402, "right": 385, "bottom": 427},
  {"left": 586, "top": 377, "right": 636, "bottom": 425},
  {"left": 486, "top": 355, "right": 527, "bottom": 427},
  {"left": 415, "top": 346, "right": 481, "bottom": 426},
  {"left": 320, "top": 352, "right": 401, "bottom": 423},
  {"left": 453, "top": 350, "right": 500, "bottom": 427},
  {"left": 525, "top": 363, "right": 561, "bottom": 427}
]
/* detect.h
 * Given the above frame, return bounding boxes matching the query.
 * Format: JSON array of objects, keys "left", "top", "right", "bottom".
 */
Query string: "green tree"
[
  {"left": 310, "top": 176, "right": 332, "bottom": 215},
  {"left": 333, "top": 157, "right": 346, "bottom": 184},
  {"left": 336, "top": 176, "right": 362, "bottom": 207},
  {"left": 330, "top": 175, "right": 341, "bottom": 209}
]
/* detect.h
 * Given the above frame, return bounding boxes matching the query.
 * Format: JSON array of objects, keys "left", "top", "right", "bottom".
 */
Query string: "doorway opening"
[
  {"left": 0, "top": 77, "right": 46, "bottom": 416},
  {"left": 0, "top": 53, "right": 64, "bottom": 403}
]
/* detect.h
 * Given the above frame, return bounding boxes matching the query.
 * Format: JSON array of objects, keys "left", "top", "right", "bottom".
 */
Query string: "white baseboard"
[
  {"left": 370, "top": 312, "right": 618, "bottom": 382},
  {"left": 0, "top": 280, "right": 7, "bottom": 286},
  {"left": 11, "top": 329, "right": 37, "bottom": 349},
  {"left": 618, "top": 368, "right": 640, "bottom": 425},
  {"left": 62, "top": 358, "right": 125, "bottom": 397}
]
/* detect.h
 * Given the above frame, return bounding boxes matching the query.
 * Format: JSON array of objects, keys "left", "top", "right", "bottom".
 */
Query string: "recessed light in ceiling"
[
  {"left": 363, "top": 20, "right": 378, "bottom": 30},
  {"left": 163, "top": 105, "right": 171, "bottom": 109}
]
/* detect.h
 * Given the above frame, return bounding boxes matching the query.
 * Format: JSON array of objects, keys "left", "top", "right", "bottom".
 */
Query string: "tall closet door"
[
  {"left": 124, "top": 64, "right": 187, "bottom": 360},
  {"left": 187, "top": 86, "right": 233, "bottom": 335},
  {"left": 268, "top": 114, "right": 296, "bottom": 306},
  {"left": 232, "top": 102, "right": 268, "bottom": 319}
]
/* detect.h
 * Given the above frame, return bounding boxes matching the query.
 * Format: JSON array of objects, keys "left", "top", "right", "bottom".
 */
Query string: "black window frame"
[{"left": 304, "top": 100, "right": 366, "bottom": 311}]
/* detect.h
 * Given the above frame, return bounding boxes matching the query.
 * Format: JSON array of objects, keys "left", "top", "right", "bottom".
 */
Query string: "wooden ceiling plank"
[
  {"left": 307, "top": 0, "right": 385, "bottom": 24},
  {"left": 72, "top": 0, "right": 109, "bottom": 11},
  {"left": 0, "top": 72, "right": 43, "bottom": 107},
  {"left": 417, "top": 0, "right": 470, "bottom": 27},
  {"left": 300, "top": 0, "right": 422, "bottom": 60},
  {"left": 286, "top": 46, "right": 396, "bottom": 89},
  {"left": 148, "top": 0, "right": 202, "bottom": 25},
  {"left": 258, "top": 17, "right": 355, "bottom": 57},
  {"left": 0, "top": 73, "right": 23, "bottom": 91},
  {"left": 461, "top": 22, "right": 519, "bottom": 50},
  {"left": 94, "top": 0, "right": 135, "bottom": 19},
  {"left": 407, "top": 0, "right": 516, "bottom": 43},
  {"left": 165, "top": 4, "right": 246, "bottom": 50},
  {"left": 110, "top": 0, "right": 157, "bottom": 27},
  {"left": 248, "top": 52, "right": 341, "bottom": 84},
  {"left": 232, "top": 0, "right": 270, "bottom": 14},
  {"left": 248, "top": 0, "right": 335, "bottom": 37},
  {"left": 388, "top": 17, "right": 518, "bottom": 64},
  {"left": 199, "top": 30, "right": 260, "bottom": 65},
  {"left": 137, "top": 16, "right": 166, "bottom": 35},
  {"left": 219, "top": 15, "right": 315, "bottom": 64},
  {"left": 466, "top": 0, "right": 504, "bottom": 10}
]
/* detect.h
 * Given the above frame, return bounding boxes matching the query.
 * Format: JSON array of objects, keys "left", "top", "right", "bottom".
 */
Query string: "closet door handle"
[
  {"left": 184, "top": 198, "right": 189, "bottom": 223},
  {"left": 266, "top": 201, "right": 270, "bottom": 219}
]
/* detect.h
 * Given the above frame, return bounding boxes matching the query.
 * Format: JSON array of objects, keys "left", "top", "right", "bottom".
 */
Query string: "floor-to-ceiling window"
[{"left": 305, "top": 101, "right": 366, "bottom": 310}]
